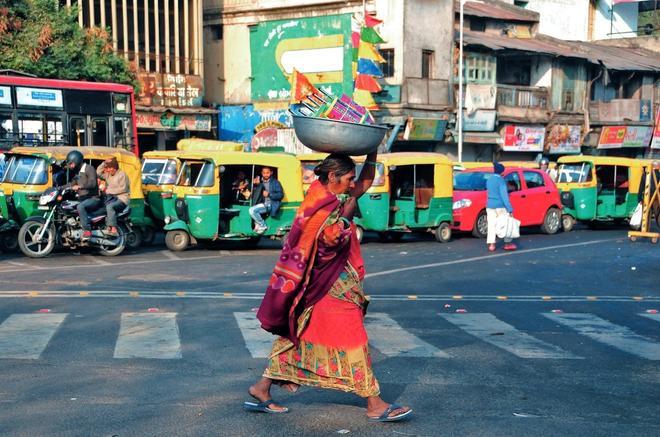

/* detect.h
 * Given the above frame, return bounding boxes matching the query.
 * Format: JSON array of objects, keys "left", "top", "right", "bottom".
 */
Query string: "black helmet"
[{"left": 66, "top": 150, "right": 84, "bottom": 172}]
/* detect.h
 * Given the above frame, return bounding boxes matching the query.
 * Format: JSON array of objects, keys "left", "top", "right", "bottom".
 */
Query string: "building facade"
[{"left": 66, "top": 0, "right": 216, "bottom": 152}]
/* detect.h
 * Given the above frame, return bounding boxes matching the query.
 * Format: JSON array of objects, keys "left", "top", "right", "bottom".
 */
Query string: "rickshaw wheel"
[
  {"left": 165, "top": 230, "right": 190, "bottom": 251},
  {"left": 126, "top": 227, "right": 142, "bottom": 249},
  {"left": 435, "top": 222, "right": 452, "bottom": 243},
  {"left": 141, "top": 227, "right": 155, "bottom": 246},
  {"left": 0, "top": 232, "right": 18, "bottom": 253},
  {"left": 561, "top": 215, "right": 575, "bottom": 233}
]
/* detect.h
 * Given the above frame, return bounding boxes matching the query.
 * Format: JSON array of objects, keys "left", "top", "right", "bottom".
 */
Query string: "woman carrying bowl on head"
[{"left": 244, "top": 151, "right": 413, "bottom": 423}]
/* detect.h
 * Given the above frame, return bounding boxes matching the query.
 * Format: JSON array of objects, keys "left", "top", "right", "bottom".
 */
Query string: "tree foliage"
[{"left": 0, "top": 0, "right": 137, "bottom": 87}]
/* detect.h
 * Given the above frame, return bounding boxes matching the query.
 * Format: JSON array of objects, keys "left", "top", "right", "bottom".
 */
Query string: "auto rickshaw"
[
  {"left": 176, "top": 138, "right": 245, "bottom": 152},
  {"left": 296, "top": 152, "right": 328, "bottom": 193},
  {"left": 556, "top": 156, "right": 645, "bottom": 231},
  {"left": 354, "top": 152, "right": 454, "bottom": 242},
  {"left": 0, "top": 146, "right": 154, "bottom": 249},
  {"left": 141, "top": 150, "right": 191, "bottom": 225},
  {"left": 162, "top": 150, "right": 304, "bottom": 251}
]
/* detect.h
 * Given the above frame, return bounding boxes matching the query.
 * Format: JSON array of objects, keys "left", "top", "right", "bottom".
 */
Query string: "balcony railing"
[
  {"left": 496, "top": 84, "right": 548, "bottom": 109},
  {"left": 404, "top": 78, "right": 450, "bottom": 106}
]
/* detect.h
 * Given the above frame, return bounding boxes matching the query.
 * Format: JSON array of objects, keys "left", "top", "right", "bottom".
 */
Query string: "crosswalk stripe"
[
  {"left": 113, "top": 313, "right": 182, "bottom": 359},
  {"left": 365, "top": 313, "right": 450, "bottom": 358},
  {"left": 0, "top": 313, "right": 68, "bottom": 359},
  {"left": 440, "top": 313, "right": 582, "bottom": 359},
  {"left": 640, "top": 313, "right": 660, "bottom": 323},
  {"left": 544, "top": 313, "right": 660, "bottom": 360},
  {"left": 234, "top": 312, "right": 274, "bottom": 359}
]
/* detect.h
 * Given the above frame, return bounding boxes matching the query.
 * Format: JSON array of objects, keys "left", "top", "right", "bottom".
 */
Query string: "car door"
[
  {"left": 522, "top": 170, "right": 549, "bottom": 224},
  {"left": 504, "top": 170, "right": 526, "bottom": 222}
]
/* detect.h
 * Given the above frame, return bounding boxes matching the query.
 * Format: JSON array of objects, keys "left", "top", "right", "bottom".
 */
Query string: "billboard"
[
  {"left": 598, "top": 126, "right": 653, "bottom": 149},
  {"left": 546, "top": 125, "right": 581, "bottom": 154},
  {"left": 249, "top": 14, "right": 353, "bottom": 102},
  {"left": 501, "top": 125, "right": 545, "bottom": 152}
]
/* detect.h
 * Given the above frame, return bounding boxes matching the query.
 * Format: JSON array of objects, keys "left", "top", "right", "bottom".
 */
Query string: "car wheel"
[
  {"left": 561, "top": 214, "right": 575, "bottom": 233},
  {"left": 435, "top": 222, "right": 451, "bottom": 243},
  {"left": 472, "top": 210, "right": 488, "bottom": 238},
  {"left": 165, "top": 230, "right": 190, "bottom": 251},
  {"left": 542, "top": 207, "right": 561, "bottom": 234}
]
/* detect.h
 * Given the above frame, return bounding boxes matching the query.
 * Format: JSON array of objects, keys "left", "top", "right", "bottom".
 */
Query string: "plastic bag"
[
  {"left": 496, "top": 214, "right": 520, "bottom": 239},
  {"left": 629, "top": 202, "right": 643, "bottom": 229}
]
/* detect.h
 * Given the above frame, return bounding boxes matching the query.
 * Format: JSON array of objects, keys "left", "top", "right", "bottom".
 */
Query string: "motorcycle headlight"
[
  {"left": 452, "top": 199, "right": 472, "bottom": 210},
  {"left": 39, "top": 191, "right": 57, "bottom": 206}
]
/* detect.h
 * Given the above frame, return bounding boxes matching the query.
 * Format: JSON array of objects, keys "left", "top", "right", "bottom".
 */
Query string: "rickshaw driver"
[
  {"left": 249, "top": 166, "right": 284, "bottom": 234},
  {"left": 65, "top": 150, "right": 100, "bottom": 240}
]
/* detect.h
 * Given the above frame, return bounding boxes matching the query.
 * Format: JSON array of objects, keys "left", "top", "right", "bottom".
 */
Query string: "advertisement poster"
[
  {"left": 651, "top": 107, "right": 660, "bottom": 149},
  {"left": 501, "top": 125, "right": 545, "bottom": 152},
  {"left": 598, "top": 126, "right": 653, "bottom": 149},
  {"left": 546, "top": 125, "right": 581, "bottom": 154},
  {"left": 249, "top": 14, "right": 353, "bottom": 101},
  {"left": 463, "top": 110, "right": 496, "bottom": 132},
  {"left": 404, "top": 118, "right": 448, "bottom": 141}
]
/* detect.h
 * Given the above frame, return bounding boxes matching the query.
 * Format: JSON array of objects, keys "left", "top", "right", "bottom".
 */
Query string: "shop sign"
[
  {"left": 598, "top": 126, "right": 653, "bottom": 149},
  {"left": 251, "top": 127, "right": 279, "bottom": 151},
  {"left": 403, "top": 118, "right": 448, "bottom": 141},
  {"left": 0, "top": 86, "right": 11, "bottom": 106},
  {"left": 651, "top": 107, "right": 660, "bottom": 150},
  {"left": 136, "top": 112, "right": 212, "bottom": 131},
  {"left": 137, "top": 73, "right": 204, "bottom": 107},
  {"left": 465, "top": 84, "right": 496, "bottom": 111},
  {"left": 546, "top": 125, "right": 581, "bottom": 154},
  {"left": 462, "top": 110, "right": 496, "bottom": 132},
  {"left": 16, "top": 87, "right": 63, "bottom": 108},
  {"left": 501, "top": 125, "right": 545, "bottom": 152}
]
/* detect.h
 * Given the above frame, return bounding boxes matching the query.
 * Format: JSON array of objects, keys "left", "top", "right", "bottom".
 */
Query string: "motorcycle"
[{"left": 17, "top": 186, "right": 130, "bottom": 258}]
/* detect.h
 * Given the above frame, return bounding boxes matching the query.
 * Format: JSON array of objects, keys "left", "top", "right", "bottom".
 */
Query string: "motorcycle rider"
[
  {"left": 65, "top": 150, "right": 100, "bottom": 240},
  {"left": 97, "top": 157, "right": 130, "bottom": 237}
]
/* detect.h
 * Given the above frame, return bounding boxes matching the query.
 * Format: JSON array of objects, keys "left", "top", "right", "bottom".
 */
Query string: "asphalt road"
[{"left": 0, "top": 226, "right": 658, "bottom": 436}]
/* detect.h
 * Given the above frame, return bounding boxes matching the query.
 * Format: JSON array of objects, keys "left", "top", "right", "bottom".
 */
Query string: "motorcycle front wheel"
[
  {"left": 18, "top": 220, "right": 56, "bottom": 258},
  {"left": 98, "top": 224, "right": 127, "bottom": 257}
]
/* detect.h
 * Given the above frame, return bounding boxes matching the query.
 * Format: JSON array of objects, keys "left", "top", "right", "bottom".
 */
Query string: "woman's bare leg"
[
  {"left": 366, "top": 395, "right": 411, "bottom": 418},
  {"left": 248, "top": 377, "right": 288, "bottom": 412}
]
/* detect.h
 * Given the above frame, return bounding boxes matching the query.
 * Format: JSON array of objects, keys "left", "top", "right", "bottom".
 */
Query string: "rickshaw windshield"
[
  {"left": 301, "top": 163, "right": 318, "bottom": 185},
  {"left": 176, "top": 160, "right": 214, "bottom": 187},
  {"left": 355, "top": 162, "right": 385, "bottom": 186},
  {"left": 558, "top": 163, "right": 592, "bottom": 183},
  {"left": 453, "top": 171, "right": 492, "bottom": 191},
  {"left": 142, "top": 159, "right": 177, "bottom": 185},
  {"left": 2, "top": 155, "right": 48, "bottom": 185}
]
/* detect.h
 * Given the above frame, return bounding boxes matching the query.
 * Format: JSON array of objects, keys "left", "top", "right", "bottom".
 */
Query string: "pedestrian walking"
[
  {"left": 486, "top": 162, "right": 517, "bottom": 252},
  {"left": 245, "top": 153, "right": 412, "bottom": 422}
]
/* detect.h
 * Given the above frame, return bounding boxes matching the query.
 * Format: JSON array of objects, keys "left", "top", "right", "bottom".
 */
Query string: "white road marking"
[
  {"left": 440, "top": 313, "right": 581, "bottom": 359},
  {"left": 366, "top": 313, "right": 449, "bottom": 357},
  {"left": 0, "top": 313, "right": 68, "bottom": 359},
  {"left": 86, "top": 256, "right": 111, "bottom": 266},
  {"left": 160, "top": 250, "right": 180, "bottom": 261},
  {"left": 113, "top": 313, "right": 182, "bottom": 359},
  {"left": 7, "top": 261, "right": 44, "bottom": 270},
  {"left": 640, "top": 313, "right": 660, "bottom": 323},
  {"left": 365, "top": 239, "right": 617, "bottom": 279},
  {"left": 234, "top": 312, "right": 275, "bottom": 358},
  {"left": 544, "top": 313, "right": 660, "bottom": 360}
]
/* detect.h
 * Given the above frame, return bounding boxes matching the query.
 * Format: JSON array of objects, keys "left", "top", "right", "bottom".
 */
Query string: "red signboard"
[{"left": 502, "top": 125, "right": 545, "bottom": 152}]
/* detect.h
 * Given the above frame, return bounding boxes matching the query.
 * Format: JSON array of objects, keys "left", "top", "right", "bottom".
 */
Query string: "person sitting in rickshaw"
[
  {"left": 231, "top": 170, "right": 251, "bottom": 203},
  {"left": 249, "top": 166, "right": 284, "bottom": 234}
]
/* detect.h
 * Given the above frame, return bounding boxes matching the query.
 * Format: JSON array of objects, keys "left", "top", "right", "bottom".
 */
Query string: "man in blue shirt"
[
  {"left": 249, "top": 166, "right": 284, "bottom": 234},
  {"left": 486, "top": 162, "right": 517, "bottom": 252}
]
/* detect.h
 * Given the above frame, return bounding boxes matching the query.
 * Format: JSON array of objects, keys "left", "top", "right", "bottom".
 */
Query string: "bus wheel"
[
  {"left": 435, "top": 222, "right": 451, "bottom": 243},
  {"left": 165, "top": 230, "right": 189, "bottom": 252},
  {"left": 561, "top": 215, "right": 575, "bottom": 232}
]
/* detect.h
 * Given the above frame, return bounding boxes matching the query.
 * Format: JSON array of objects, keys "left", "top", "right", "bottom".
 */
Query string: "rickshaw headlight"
[
  {"left": 164, "top": 216, "right": 172, "bottom": 225},
  {"left": 452, "top": 199, "right": 472, "bottom": 210}
]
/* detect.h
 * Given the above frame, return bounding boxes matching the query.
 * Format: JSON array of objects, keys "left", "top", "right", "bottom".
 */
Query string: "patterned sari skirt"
[{"left": 263, "top": 263, "right": 380, "bottom": 398}]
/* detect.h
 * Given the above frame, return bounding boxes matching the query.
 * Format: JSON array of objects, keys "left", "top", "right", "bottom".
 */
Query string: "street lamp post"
[{"left": 458, "top": 0, "right": 465, "bottom": 163}]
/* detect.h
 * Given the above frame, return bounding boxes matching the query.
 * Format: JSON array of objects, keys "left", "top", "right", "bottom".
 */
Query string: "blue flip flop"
[
  {"left": 243, "top": 399, "right": 289, "bottom": 414},
  {"left": 368, "top": 404, "right": 412, "bottom": 422}
]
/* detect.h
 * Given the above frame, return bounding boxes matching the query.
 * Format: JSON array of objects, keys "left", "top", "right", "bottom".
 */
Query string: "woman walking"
[
  {"left": 486, "top": 162, "right": 517, "bottom": 252},
  {"left": 244, "top": 153, "right": 412, "bottom": 422}
]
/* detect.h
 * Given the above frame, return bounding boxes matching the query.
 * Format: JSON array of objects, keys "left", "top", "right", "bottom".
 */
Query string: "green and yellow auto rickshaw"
[
  {"left": 162, "top": 150, "right": 304, "bottom": 251},
  {"left": 354, "top": 152, "right": 454, "bottom": 243},
  {"left": 296, "top": 152, "right": 328, "bottom": 193},
  {"left": 556, "top": 156, "right": 645, "bottom": 231},
  {"left": 141, "top": 150, "right": 192, "bottom": 226},
  {"left": 0, "top": 146, "right": 154, "bottom": 249}
]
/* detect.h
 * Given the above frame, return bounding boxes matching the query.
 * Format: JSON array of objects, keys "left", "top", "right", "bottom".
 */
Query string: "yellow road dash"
[
  {"left": 586, "top": 296, "right": 598, "bottom": 301},
  {"left": 79, "top": 291, "right": 89, "bottom": 297},
  {"left": 497, "top": 296, "right": 508, "bottom": 300},
  {"left": 452, "top": 295, "right": 463, "bottom": 300},
  {"left": 129, "top": 291, "right": 139, "bottom": 297},
  {"left": 28, "top": 291, "right": 39, "bottom": 297},
  {"left": 633, "top": 296, "right": 644, "bottom": 301},
  {"left": 542, "top": 296, "right": 552, "bottom": 300},
  {"left": 223, "top": 292, "right": 233, "bottom": 297},
  {"left": 176, "top": 292, "right": 186, "bottom": 297},
  {"left": 407, "top": 295, "right": 418, "bottom": 300}
]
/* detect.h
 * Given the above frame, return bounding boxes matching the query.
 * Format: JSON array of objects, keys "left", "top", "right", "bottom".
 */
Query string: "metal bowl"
[{"left": 291, "top": 113, "right": 388, "bottom": 156}]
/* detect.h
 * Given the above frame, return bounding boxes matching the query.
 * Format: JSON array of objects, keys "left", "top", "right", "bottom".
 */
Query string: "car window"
[
  {"left": 523, "top": 171, "right": 545, "bottom": 189},
  {"left": 504, "top": 172, "right": 521, "bottom": 192}
]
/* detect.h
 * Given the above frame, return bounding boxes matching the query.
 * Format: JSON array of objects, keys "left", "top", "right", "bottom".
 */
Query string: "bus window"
[
  {"left": 92, "top": 118, "right": 108, "bottom": 146},
  {"left": 70, "top": 117, "right": 86, "bottom": 147},
  {"left": 113, "top": 93, "right": 131, "bottom": 114},
  {"left": 113, "top": 117, "right": 132, "bottom": 149},
  {"left": 45, "top": 116, "right": 64, "bottom": 145},
  {"left": 0, "top": 113, "right": 14, "bottom": 146},
  {"left": 17, "top": 113, "right": 44, "bottom": 146}
]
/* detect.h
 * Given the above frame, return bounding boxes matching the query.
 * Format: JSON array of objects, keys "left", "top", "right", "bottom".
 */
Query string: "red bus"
[{"left": 0, "top": 74, "right": 138, "bottom": 155}]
